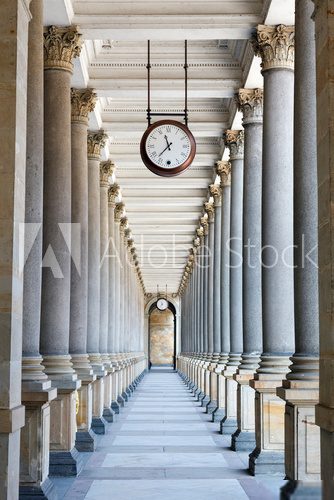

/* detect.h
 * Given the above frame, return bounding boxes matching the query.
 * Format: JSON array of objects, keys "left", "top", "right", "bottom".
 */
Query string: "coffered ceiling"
[{"left": 44, "top": 0, "right": 294, "bottom": 293}]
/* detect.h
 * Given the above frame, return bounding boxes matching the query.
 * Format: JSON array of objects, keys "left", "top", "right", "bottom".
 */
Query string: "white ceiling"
[{"left": 44, "top": 0, "right": 294, "bottom": 293}]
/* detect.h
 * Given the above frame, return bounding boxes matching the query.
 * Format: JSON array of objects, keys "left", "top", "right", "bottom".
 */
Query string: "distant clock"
[
  {"left": 140, "top": 120, "right": 196, "bottom": 177},
  {"left": 157, "top": 298, "right": 168, "bottom": 311}
]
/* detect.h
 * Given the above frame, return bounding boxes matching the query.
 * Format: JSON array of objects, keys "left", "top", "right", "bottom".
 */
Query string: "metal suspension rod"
[
  {"left": 184, "top": 39, "right": 188, "bottom": 127},
  {"left": 147, "top": 40, "right": 151, "bottom": 126}
]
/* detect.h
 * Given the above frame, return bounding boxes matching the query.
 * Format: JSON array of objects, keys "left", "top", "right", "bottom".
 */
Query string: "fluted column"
[
  {"left": 70, "top": 89, "right": 97, "bottom": 452},
  {"left": 19, "top": 2, "right": 57, "bottom": 496},
  {"left": 87, "top": 131, "right": 108, "bottom": 434},
  {"left": 108, "top": 184, "right": 121, "bottom": 413},
  {"left": 232, "top": 89, "right": 263, "bottom": 452},
  {"left": 41, "top": 25, "right": 82, "bottom": 474},
  {"left": 212, "top": 161, "right": 231, "bottom": 423},
  {"left": 0, "top": 0, "right": 31, "bottom": 496},
  {"left": 277, "top": 2, "right": 320, "bottom": 495},
  {"left": 221, "top": 130, "right": 244, "bottom": 435},
  {"left": 206, "top": 184, "right": 222, "bottom": 413},
  {"left": 249, "top": 24, "right": 295, "bottom": 476}
]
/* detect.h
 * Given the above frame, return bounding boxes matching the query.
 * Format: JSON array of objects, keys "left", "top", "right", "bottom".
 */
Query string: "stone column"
[
  {"left": 41, "top": 25, "right": 82, "bottom": 475},
  {"left": 277, "top": 2, "right": 321, "bottom": 495},
  {"left": 212, "top": 161, "right": 232, "bottom": 422},
  {"left": 70, "top": 88, "right": 97, "bottom": 453},
  {"left": 232, "top": 89, "right": 263, "bottom": 452},
  {"left": 312, "top": 2, "right": 334, "bottom": 497},
  {"left": 0, "top": 0, "right": 30, "bottom": 496},
  {"left": 249, "top": 24, "right": 295, "bottom": 476},
  {"left": 20, "top": 2, "right": 57, "bottom": 497},
  {"left": 200, "top": 217, "right": 211, "bottom": 405},
  {"left": 221, "top": 131, "right": 244, "bottom": 435},
  {"left": 87, "top": 131, "right": 108, "bottom": 434},
  {"left": 108, "top": 184, "right": 121, "bottom": 413},
  {"left": 99, "top": 160, "right": 115, "bottom": 423}
]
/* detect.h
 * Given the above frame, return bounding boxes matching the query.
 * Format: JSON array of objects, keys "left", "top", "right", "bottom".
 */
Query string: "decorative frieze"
[
  {"left": 44, "top": 25, "right": 82, "bottom": 72},
  {"left": 223, "top": 130, "right": 244, "bottom": 160},
  {"left": 216, "top": 160, "right": 231, "bottom": 187},
  {"left": 108, "top": 183, "right": 120, "bottom": 207},
  {"left": 71, "top": 89, "right": 97, "bottom": 124},
  {"left": 100, "top": 160, "right": 115, "bottom": 187},
  {"left": 87, "top": 131, "right": 108, "bottom": 159},
  {"left": 253, "top": 24, "right": 295, "bottom": 72},
  {"left": 236, "top": 88, "right": 263, "bottom": 125}
]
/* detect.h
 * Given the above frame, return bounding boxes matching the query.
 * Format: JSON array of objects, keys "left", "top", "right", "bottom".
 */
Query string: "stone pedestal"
[
  {"left": 220, "top": 362, "right": 239, "bottom": 435},
  {"left": 75, "top": 379, "right": 96, "bottom": 452},
  {"left": 20, "top": 384, "right": 57, "bottom": 499},
  {"left": 231, "top": 373, "right": 255, "bottom": 451},
  {"left": 212, "top": 365, "right": 227, "bottom": 422},
  {"left": 91, "top": 378, "right": 108, "bottom": 435}
]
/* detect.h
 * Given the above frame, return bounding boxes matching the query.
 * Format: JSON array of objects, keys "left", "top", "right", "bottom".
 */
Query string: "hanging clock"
[
  {"left": 140, "top": 120, "right": 196, "bottom": 177},
  {"left": 141, "top": 41, "right": 196, "bottom": 177},
  {"left": 157, "top": 298, "right": 168, "bottom": 311}
]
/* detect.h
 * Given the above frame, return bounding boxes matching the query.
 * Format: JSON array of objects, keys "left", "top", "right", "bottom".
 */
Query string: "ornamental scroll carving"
[
  {"left": 223, "top": 130, "right": 244, "bottom": 160},
  {"left": 114, "top": 202, "right": 125, "bottom": 222},
  {"left": 108, "top": 183, "right": 120, "bottom": 207},
  {"left": 216, "top": 161, "right": 231, "bottom": 187},
  {"left": 71, "top": 89, "right": 97, "bottom": 124},
  {"left": 87, "top": 131, "right": 108, "bottom": 159},
  {"left": 100, "top": 160, "right": 115, "bottom": 187},
  {"left": 236, "top": 88, "right": 263, "bottom": 125},
  {"left": 253, "top": 24, "right": 295, "bottom": 71},
  {"left": 44, "top": 25, "right": 82, "bottom": 72}
]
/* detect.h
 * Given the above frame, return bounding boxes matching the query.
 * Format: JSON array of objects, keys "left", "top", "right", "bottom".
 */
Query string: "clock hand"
[
  {"left": 158, "top": 142, "right": 173, "bottom": 157},
  {"left": 164, "top": 135, "right": 172, "bottom": 150}
]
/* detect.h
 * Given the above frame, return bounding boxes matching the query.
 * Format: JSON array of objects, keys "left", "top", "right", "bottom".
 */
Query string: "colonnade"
[
  {"left": 0, "top": 2, "right": 146, "bottom": 498},
  {"left": 178, "top": 2, "right": 325, "bottom": 497}
]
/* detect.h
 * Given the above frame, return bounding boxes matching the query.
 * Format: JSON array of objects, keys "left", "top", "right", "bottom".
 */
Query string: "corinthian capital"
[
  {"left": 253, "top": 24, "right": 295, "bottom": 72},
  {"left": 120, "top": 216, "right": 129, "bottom": 234},
  {"left": 200, "top": 216, "right": 209, "bottom": 234},
  {"left": 71, "top": 89, "right": 97, "bottom": 124},
  {"left": 44, "top": 25, "right": 82, "bottom": 72},
  {"left": 236, "top": 88, "right": 263, "bottom": 125},
  {"left": 216, "top": 161, "right": 231, "bottom": 187},
  {"left": 87, "top": 131, "right": 108, "bottom": 159},
  {"left": 108, "top": 183, "right": 120, "bottom": 207},
  {"left": 196, "top": 227, "right": 204, "bottom": 240},
  {"left": 223, "top": 130, "right": 244, "bottom": 160},
  {"left": 100, "top": 160, "right": 115, "bottom": 187},
  {"left": 204, "top": 201, "right": 215, "bottom": 223},
  {"left": 114, "top": 202, "right": 125, "bottom": 222},
  {"left": 209, "top": 184, "right": 222, "bottom": 207}
]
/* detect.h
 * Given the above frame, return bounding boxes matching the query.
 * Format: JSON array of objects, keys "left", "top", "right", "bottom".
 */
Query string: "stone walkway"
[{"left": 52, "top": 369, "right": 284, "bottom": 499}]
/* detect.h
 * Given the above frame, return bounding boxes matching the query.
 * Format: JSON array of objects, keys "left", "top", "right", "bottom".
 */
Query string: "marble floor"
[{"left": 51, "top": 370, "right": 285, "bottom": 499}]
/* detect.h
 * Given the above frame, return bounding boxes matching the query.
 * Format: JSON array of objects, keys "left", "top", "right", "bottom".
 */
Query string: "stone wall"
[{"left": 149, "top": 308, "right": 175, "bottom": 365}]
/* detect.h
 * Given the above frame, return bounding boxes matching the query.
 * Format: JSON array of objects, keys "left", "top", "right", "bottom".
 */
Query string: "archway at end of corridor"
[{"left": 148, "top": 302, "right": 176, "bottom": 370}]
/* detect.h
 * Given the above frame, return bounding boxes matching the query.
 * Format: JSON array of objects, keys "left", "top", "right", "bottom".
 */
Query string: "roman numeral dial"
[{"left": 140, "top": 119, "right": 196, "bottom": 177}]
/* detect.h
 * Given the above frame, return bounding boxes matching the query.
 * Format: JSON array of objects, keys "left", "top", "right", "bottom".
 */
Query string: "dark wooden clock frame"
[{"left": 140, "top": 119, "right": 196, "bottom": 177}]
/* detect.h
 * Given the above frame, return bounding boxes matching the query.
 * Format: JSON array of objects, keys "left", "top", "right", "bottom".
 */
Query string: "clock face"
[
  {"left": 140, "top": 120, "right": 196, "bottom": 177},
  {"left": 157, "top": 298, "right": 168, "bottom": 311}
]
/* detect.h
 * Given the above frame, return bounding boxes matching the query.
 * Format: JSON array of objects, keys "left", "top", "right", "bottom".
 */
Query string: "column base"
[
  {"left": 75, "top": 430, "right": 97, "bottom": 452},
  {"left": 206, "top": 399, "right": 218, "bottom": 414},
  {"left": 103, "top": 407, "right": 115, "bottom": 423},
  {"left": 220, "top": 416, "right": 238, "bottom": 435},
  {"left": 19, "top": 477, "right": 57, "bottom": 500},
  {"left": 280, "top": 480, "right": 322, "bottom": 499},
  {"left": 49, "top": 447, "right": 83, "bottom": 477},
  {"left": 248, "top": 448, "right": 285, "bottom": 476},
  {"left": 125, "top": 387, "right": 132, "bottom": 397},
  {"left": 200, "top": 395, "right": 210, "bottom": 407},
  {"left": 211, "top": 407, "right": 225, "bottom": 423},
  {"left": 121, "top": 391, "right": 129, "bottom": 402},
  {"left": 231, "top": 430, "right": 255, "bottom": 451},
  {"left": 111, "top": 400, "right": 120, "bottom": 414},
  {"left": 117, "top": 395, "right": 125, "bottom": 407},
  {"left": 91, "top": 416, "right": 108, "bottom": 435}
]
